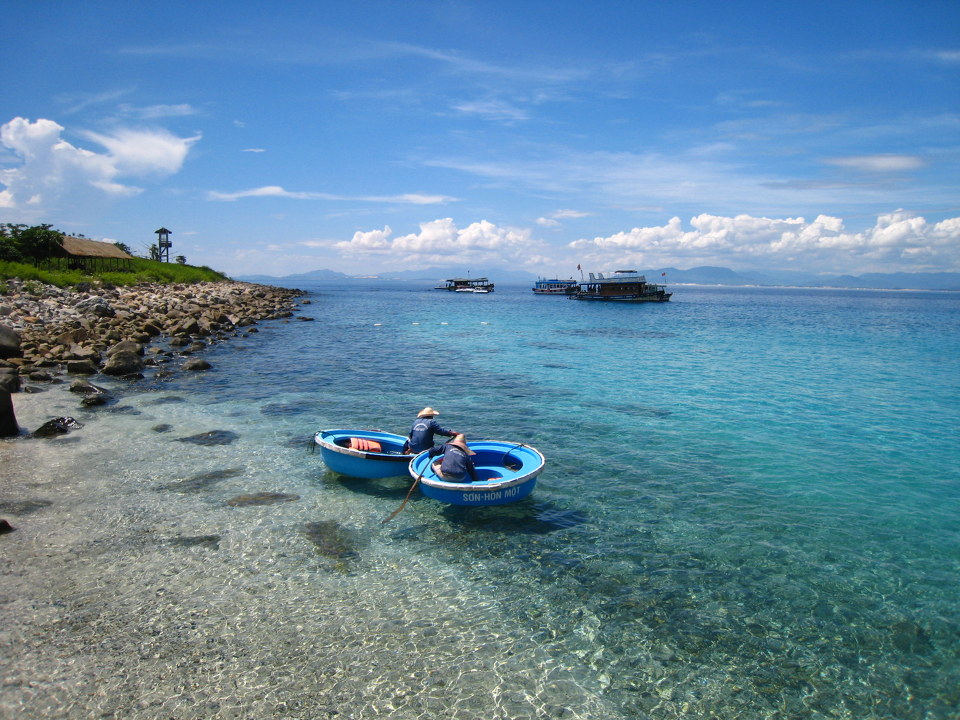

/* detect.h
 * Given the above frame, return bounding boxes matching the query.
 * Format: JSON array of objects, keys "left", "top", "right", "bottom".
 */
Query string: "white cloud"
[
  {"left": 334, "top": 218, "right": 542, "bottom": 265},
  {"left": 81, "top": 127, "right": 200, "bottom": 175},
  {"left": 59, "top": 88, "right": 135, "bottom": 115},
  {"left": 824, "top": 155, "right": 925, "bottom": 172},
  {"left": 242, "top": 148, "right": 266, "bottom": 153},
  {"left": 373, "top": 193, "right": 456, "bottom": 205},
  {"left": 537, "top": 208, "right": 590, "bottom": 227},
  {"left": 553, "top": 209, "right": 590, "bottom": 219},
  {"left": 571, "top": 211, "right": 960, "bottom": 273},
  {"left": 207, "top": 185, "right": 456, "bottom": 204},
  {"left": 118, "top": 103, "right": 199, "bottom": 119},
  {"left": 453, "top": 100, "right": 529, "bottom": 123},
  {"left": 345, "top": 226, "right": 393, "bottom": 251},
  {"left": 208, "top": 185, "right": 310, "bottom": 201},
  {"left": 0, "top": 116, "right": 199, "bottom": 213}
]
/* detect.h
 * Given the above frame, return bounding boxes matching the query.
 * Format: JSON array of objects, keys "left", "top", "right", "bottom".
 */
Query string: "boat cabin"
[
  {"left": 532, "top": 277, "right": 579, "bottom": 294},
  {"left": 572, "top": 270, "right": 671, "bottom": 302},
  {"left": 435, "top": 277, "right": 495, "bottom": 292}
]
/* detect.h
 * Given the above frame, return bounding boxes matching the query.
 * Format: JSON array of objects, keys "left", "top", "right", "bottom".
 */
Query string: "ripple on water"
[{"left": 3, "top": 286, "right": 958, "bottom": 720}]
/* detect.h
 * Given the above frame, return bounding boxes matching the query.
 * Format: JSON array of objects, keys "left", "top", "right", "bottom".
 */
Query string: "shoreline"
[{"left": 1, "top": 279, "right": 308, "bottom": 436}]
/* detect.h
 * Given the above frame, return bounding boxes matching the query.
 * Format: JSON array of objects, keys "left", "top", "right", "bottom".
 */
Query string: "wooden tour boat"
[
  {"left": 570, "top": 270, "right": 671, "bottom": 302},
  {"left": 435, "top": 277, "right": 495, "bottom": 292}
]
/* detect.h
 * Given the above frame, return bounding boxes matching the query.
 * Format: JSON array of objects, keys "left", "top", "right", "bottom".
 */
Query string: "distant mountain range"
[{"left": 236, "top": 265, "right": 960, "bottom": 291}]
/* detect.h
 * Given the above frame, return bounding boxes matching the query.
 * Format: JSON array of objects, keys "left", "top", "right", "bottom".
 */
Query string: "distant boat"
[
  {"left": 435, "top": 277, "right": 495, "bottom": 292},
  {"left": 532, "top": 277, "right": 579, "bottom": 295},
  {"left": 314, "top": 429, "right": 412, "bottom": 479},
  {"left": 570, "top": 270, "right": 671, "bottom": 302},
  {"left": 409, "top": 439, "right": 545, "bottom": 506}
]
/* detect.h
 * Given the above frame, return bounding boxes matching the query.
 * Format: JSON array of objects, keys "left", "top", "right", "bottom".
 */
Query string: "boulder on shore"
[
  {"left": 0, "top": 365, "right": 19, "bottom": 437},
  {"left": 0, "top": 325, "right": 21, "bottom": 359},
  {"left": 0, "top": 390, "right": 18, "bottom": 437},
  {"left": 0, "top": 280, "right": 305, "bottom": 381},
  {"left": 0, "top": 367, "right": 18, "bottom": 394},
  {"left": 102, "top": 350, "right": 145, "bottom": 376}
]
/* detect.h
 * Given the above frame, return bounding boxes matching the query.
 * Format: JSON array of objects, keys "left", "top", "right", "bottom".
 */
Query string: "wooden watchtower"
[{"left": 155, "top": 227, "right": 172, "bottom": 262}]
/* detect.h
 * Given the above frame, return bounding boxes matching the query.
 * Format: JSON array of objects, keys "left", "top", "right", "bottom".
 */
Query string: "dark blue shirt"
[
  {"left": 427, "top": 443, "right": 478, "bottom": 482},
  {"left": 408, "top": 417, "right": 454, "bottom": 453}
]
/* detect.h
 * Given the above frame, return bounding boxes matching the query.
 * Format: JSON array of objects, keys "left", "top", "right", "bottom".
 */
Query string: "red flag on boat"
[
  {"left": 577, "top": 264, "right": 581, "bottom": 270},
  {"left": 661, "top": 272, "right": 666, "bottom": 276}
]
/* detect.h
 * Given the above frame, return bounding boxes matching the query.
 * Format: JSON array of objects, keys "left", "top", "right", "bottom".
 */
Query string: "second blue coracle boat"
[
  {"left": 409, "top": 440, "right": 545, "bottom": 506},
  {"left": 314, "top": 429, "right": 412, "bottom": 479}
]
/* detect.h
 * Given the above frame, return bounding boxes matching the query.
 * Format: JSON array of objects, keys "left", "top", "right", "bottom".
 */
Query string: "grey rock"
[
  {"left": 0, "top": 325, "right": 21, "bottom": 360},
  {"left": 102, "top": 350, "right": 145, "bottom": 376}
]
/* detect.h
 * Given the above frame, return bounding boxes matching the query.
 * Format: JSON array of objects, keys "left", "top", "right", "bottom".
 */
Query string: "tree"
[
  {"left": 0, "top": 236, "right": 23, "bottom": 262},
  {"left": 0, "top": 224, "right": 25, "bottom": 262},
  {"left": 113, "top": 241, "right": 133, "bottom": 255},
  {"left": 148, "top": 244, "right": 161, "bottom": 261},
  {"left": 175, "top": 255, "right": 187, "bottom": 265},
  {"left": 0, "top": 223, "right": 64, "bottom": 263}
]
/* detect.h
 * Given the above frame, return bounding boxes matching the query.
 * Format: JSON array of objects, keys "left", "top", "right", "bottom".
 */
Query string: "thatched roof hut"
[{"left": 51, "top": 236, "right": 136, "bottom": 272}]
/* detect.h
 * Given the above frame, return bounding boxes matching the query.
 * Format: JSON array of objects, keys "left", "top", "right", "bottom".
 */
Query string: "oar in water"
[{"left": 381, "top": 467, "right": 425, "bottom": 525}]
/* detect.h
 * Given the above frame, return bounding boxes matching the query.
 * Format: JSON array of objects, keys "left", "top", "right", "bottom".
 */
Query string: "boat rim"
[
  {"left": 314, "top": 429, "right": 412, "bottom": 462},
  {"left": 410, "top": 440, "right": 545, "bottom": 490}
]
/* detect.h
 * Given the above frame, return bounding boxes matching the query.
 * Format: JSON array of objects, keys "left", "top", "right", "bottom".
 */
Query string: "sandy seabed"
[{"left": 0, "top": 387, "right": 618, "bottom": 720}]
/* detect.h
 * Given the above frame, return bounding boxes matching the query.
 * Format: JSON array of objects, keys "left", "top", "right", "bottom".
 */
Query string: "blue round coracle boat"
[
  {"left": 409, "top": 440, "right": 545, "bottom": 506},
  {"left": 314, "top": 429, "right": 412, "bottom": 479}
]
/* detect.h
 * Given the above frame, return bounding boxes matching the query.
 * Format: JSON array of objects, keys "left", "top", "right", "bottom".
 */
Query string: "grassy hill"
[{"left": 0, "top": 258, "right": 229, "bottom": 288}]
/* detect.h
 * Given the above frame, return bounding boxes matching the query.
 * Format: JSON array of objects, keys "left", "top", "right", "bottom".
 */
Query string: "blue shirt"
[
  {"left": 408, "top": 417, "right": 453, "bottom": 453},
  {"left": 427, "top": 443, "right": 478, "bottom": 482}
]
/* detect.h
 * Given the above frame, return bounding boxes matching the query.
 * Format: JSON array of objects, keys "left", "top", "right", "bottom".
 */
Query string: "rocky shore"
[{"left": 0, "top": 278, "right": 308, "bottom": 436}]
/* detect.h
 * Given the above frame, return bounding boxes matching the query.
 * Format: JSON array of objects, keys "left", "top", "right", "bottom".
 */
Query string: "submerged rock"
[
  {"left": 75, "top": 383, "right": 114, "bottom": 407},
  {"left": 151, "top": 423, "right": 173, "bottom": 433},
  {"left": 168, "top": 534, "right": 221, "bottom": 550},
  {"left": 890, "top": 619, "right": 933, "bottom": 654},
  {"left": 160, "top": 467, "right": 245, "bottom": 492},
  {"left": 226, "top": 492, "right": 300, "bottom": 506},
  {"left": 142, "top": 395, "right": 186, "bottom": 405},
  {"left": 80, "top": 393, "right": 112, "bottom": 407},
  {"left": 183, "top": 357, "right": 211, "bottom": 371},
  {"left": 0, "top": 499, "right": 53, "bottom": 514},
  {"left": 260, "top": 402, "right": 304, "bottom": 417},
  {"left": 0, "top": 519, "right": 16, "bottom": 534},
  {"left": 175, "top": 430, "right": 239, "bottom": 445},
  {"left": 303, "top": 520, "right": 359, "bottom": 559}
]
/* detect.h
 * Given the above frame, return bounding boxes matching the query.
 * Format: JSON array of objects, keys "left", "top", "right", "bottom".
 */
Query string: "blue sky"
[{"left": 2, "top": 1, "right": 958, "bottom": 278}]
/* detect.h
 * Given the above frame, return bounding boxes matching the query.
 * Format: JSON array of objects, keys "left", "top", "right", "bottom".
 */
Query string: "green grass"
[{"left": 0, "top": 259, "right": 229, "bottom": 290}]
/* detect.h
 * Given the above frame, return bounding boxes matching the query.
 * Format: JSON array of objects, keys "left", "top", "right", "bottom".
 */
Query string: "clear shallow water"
[{"left": 2, "top": 282, "right": 959, "bottom": 719}]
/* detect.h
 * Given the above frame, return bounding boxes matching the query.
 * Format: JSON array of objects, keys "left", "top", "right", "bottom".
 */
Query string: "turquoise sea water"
[{"left": 3, "top": 282, "right": 959, "bottom": 719}]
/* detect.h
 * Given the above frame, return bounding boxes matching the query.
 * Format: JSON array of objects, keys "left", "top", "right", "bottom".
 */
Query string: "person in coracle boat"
[
  {"left": 427, "top": 434, "right": 479, "bottom": 483},
  {"left": 404, "top": 406, "right": 458, "bottom": 454}
]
